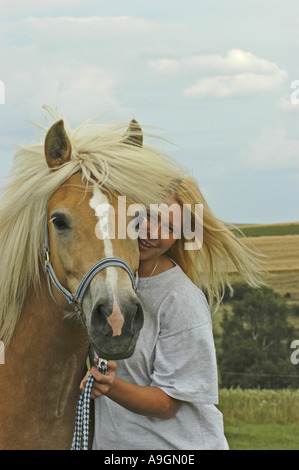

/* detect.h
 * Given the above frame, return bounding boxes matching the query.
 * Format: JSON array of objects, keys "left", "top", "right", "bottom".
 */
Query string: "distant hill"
[{"left": 232, "top": 222, "right": 299, "bottom": 237}]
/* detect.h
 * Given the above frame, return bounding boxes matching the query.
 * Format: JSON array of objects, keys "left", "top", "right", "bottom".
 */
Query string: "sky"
[{"left": 0, "top": 0, "right": 298, "bottom": 224}]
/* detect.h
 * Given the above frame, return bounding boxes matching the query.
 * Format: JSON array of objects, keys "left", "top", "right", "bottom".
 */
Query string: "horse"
[{"left": 0, "top": 107, "right": 180, "bottom": 450}]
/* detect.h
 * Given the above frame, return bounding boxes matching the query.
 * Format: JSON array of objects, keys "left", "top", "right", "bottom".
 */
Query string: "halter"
[{"left": 43, "top": 205, "right": 139, "bottom": 328}]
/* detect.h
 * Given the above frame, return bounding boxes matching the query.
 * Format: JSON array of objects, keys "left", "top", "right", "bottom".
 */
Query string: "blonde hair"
[
  {"left": 166, "top": 176, "right": 265, "bottom": 309},
  {"left": 0, "top": 106, "right": 182, "bottom": 346}
]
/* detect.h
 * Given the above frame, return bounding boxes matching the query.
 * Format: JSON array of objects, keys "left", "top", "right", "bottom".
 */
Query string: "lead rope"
[{"left": 71, "top": 358, "right": 108, "bottom": 450}]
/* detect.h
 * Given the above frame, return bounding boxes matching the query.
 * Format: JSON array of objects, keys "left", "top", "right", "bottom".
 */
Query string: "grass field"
[
  {"left": 218, "top": 389, "right": 299, "bottom": 450},
  {"left": 228, "top": 223, "right": 299, "bottom": 300},
  {"left": 224, "top": 424, "right": 299, "bottom": 450}
]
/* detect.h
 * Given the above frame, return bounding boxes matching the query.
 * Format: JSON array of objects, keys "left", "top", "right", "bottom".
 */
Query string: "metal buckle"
[
  {"left": 44, "top": 248, "right": 50, "bottom": 263},
  {"left": 73, "top": 297, "right": 87, "bottom": 328}
]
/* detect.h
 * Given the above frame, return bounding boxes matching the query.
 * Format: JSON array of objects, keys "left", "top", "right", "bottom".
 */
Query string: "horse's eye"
[{"left": 50, "top": 214, "right": 70, "bottom": 232}]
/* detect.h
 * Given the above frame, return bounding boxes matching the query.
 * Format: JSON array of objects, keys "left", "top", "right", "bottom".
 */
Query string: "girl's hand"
[{"left": 79, "top": 359, "right": 117, "bottom": 399}]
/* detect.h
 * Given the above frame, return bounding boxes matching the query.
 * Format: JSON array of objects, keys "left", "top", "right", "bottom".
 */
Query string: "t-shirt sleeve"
[{"left": 150, "top": 292, "right": 219, "bottom": 404}]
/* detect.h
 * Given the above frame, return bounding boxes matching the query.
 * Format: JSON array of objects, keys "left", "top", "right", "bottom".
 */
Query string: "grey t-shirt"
[{"left": 92, "top": 264, "right": 228, "bottom": 450}]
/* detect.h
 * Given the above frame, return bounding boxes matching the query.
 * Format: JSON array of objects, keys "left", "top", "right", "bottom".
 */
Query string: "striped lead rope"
[{"left": 71, "top": 359, "right": 108, "bottom": 450}]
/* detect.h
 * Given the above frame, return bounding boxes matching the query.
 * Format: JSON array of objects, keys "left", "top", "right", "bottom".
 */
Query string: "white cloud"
[
  {"left": 3, "top": 63, "right": 127, "bottom": 126},
  {"left": 150, "top": 49, "right": 288, "bottom": 99},
  {"left": 0, "top": 0, "right": 94, "bottom": 18},
  {"left": 0, "top": 14, "right": 188, "bottom": 140},
  {"left": 184, "top": 71, "right": 287, "bottom": 98},
  {"left": 0, "top": 15, "right": 170, "bottom": 124},
  {"left": 242, "top": 126, "right": 299, "bottom": 170},
  {"left": 151, "top": 49, "right": 282, "bottom": 75},
  {"left": 278, "top": 97, "right": 299, "bottom": 112}
]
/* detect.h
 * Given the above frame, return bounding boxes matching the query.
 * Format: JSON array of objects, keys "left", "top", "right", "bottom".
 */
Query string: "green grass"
[
  {"left": 224, "top": 424, "right": 299, "bottom": 450},
  {"left": 217, "top": 389, "right": 299, "bottom": 450},
  {"left": 233, "top": 223, "right": 299, "bottom": 237}
]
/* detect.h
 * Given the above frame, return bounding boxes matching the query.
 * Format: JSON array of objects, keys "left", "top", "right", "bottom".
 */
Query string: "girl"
[{"left": 80, "top": 176, "right": 264, "bottom": 450}]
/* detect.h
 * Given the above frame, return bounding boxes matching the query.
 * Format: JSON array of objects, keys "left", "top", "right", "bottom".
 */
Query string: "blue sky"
[{"left": 0, "top": 0, "right": 298, "bottom": 223}]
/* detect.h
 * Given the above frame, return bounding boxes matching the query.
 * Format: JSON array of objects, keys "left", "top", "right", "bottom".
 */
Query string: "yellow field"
[
  {"left": 229, "top": 234, "right": 299, "bottom": 300},
  {"left": 243, "top": 235, "right": 299, "bottom": 271}
]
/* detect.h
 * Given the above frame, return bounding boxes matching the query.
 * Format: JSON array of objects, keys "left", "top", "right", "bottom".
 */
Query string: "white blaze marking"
[
  {"left": 89, "top": 186, "right": 124, "bottom": 336},
  {"left": 108, "top": 299, "right": 125, "bottom": 337}
]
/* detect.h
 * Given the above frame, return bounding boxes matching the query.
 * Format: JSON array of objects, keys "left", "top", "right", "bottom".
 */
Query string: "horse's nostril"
[
  {"left": 103, "top": 323, "right": 111, "bottom": 336},
  {"left": 92, "top": 301, "right": 109, "bottom": 327},
  {"left": 93, "top": 303, "right": 112, "bottom": 336},
  {"left": 131, "top": 302, "right": 144, "bottom": 335}
]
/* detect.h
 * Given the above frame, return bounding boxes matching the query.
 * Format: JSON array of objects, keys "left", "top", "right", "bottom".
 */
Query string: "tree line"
[{"left": 218, "top": 284, "right": 299, "bottom": 389}]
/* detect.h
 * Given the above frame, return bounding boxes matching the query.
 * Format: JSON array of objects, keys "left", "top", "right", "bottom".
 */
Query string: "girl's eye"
[{"left": 161, "top": 224, "right": 174, "bottom": 236}]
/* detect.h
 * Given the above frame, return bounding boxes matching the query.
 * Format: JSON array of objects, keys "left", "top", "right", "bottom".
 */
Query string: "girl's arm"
[{"left": 80, "top": 360, "right": 182, "bottom": 419}]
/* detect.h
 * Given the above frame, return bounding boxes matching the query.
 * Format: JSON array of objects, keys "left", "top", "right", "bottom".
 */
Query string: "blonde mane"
[{"left": 0, "top": 107, "right": 181, "bottom": 345}]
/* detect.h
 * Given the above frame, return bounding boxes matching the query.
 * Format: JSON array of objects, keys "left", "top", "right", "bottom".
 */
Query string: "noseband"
[{"left": 43, "top": 207, "right": 138, "bottom": 328}]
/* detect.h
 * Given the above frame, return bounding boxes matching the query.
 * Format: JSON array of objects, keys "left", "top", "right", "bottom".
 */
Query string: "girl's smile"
[{"left": 138, "top": 237, "right": 156, "bottom": 249}]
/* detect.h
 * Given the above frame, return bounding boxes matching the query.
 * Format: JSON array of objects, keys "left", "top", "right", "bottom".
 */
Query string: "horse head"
[{"left": 44, "top": 119, "right": 144, "bottom": 360}]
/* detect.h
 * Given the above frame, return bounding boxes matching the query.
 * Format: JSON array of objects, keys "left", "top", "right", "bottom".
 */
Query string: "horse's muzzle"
[{"left": 89, "top": 296, "right": 144, "bottom": 360}]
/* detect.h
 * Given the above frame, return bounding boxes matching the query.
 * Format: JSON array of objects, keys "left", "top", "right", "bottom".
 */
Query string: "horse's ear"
[
  {"left": 44, "top": 119, "right": 72, "bottom": 168},
  {"left": 122, "top": 119, "right": 143, "bottom": 148}
]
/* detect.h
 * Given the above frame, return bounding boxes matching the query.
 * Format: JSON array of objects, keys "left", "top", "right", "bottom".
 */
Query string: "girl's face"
[{"left": 138, "top": 200, "right": 182, "bottom": 262}]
